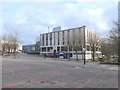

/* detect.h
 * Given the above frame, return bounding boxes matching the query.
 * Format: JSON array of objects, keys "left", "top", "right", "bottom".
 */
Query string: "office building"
[{"left": 40, "top": 26, "right": 101, "bottom": 59}]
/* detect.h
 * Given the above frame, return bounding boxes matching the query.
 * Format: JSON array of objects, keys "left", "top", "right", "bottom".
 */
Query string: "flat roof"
[
  {"left": 40, "top": 26, "right": 86, "bottom": 35},
  {"left": 22, "top": 44, "right": 36, "bottom": 46}
]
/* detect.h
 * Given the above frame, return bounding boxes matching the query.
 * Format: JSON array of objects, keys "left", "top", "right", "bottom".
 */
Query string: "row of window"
[
  {"left": 41, "top": 29, "right": 82, "bottom": 46},
  {"left": 41, "top": 46, "right": 101, "bottom": 52}
]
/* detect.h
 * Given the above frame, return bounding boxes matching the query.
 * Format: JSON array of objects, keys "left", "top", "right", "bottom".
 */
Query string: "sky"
[{"left": 0, "top": 0, "right": 118, "bottom": 45}]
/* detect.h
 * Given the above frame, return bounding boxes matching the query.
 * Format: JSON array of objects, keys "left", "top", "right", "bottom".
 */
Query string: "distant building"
[
  {"left": 22, "top": 41, "right": 40, "bottom": 54},
  {"left": 40, "top": 26, "right": 102, "bottom": 59},
  {"left": 0, "top": 40, "right": 22, "bottom": 53}
]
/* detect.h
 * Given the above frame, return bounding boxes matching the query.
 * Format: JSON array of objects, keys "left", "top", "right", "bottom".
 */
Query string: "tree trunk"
[
  {"left": 93, "top": 50, "right": 95, "bottom": 61},
  {"left": 14, "top": 48, "right": 16, "bottom": 58},
  {"left": 92, "top": 45, "right": 95, "bottom": 62},
  {"left": 68, "top": 47, "right": 70, "bottom": 61},
  {"left": 8, "top": 48, "right": 10, "bottom": 56},
  {"left": 75, "top": 51, "right": 78, "bottom": 60}
]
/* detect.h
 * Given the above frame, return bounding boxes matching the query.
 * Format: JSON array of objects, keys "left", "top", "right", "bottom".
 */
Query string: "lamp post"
[
  {"left": 83, "top": 25, "right": 86, "bottom": 65},
  {"left": 83, "top": 47, "right": 86, "bottom": 65}
]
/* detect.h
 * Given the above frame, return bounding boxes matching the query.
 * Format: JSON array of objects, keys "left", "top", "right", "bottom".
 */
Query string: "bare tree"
[
  {"left": 2, "top": 34, "right": 9, "bottom": 55},
  {"left": 1, "top": 32, "right": 20, "bottom": 57},
  {"left": 101, "top": 38, "right": 113, "bottom": 61},
  {"left": 109, "top": 21, "right": 118, "bottom": 56},
  {"left": 100, "top": 21, "right": 119, "bottom": 63},
  {"left": 88, "top": 33, "right": 101, "bottom": 61},
  {"left": 63, "top": 31, "right": 72, "bottom": 60},
  {"left": 109, "top": 21, "right": 119, "bottom": 62},
  {"left": 10, "top": 32, "right": 19, "bottom": 57},
  {"left": 68, "top": 30, "right": 83, "bottom": 60},
  {"left": 62, "top": 29, "right": 83, "bottom": 61}
]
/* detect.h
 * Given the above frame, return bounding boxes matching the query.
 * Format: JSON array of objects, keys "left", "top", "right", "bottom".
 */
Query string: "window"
[
  {"left": 63, "top": 31, "right": 64, "bottom": 45},
  {"left": 54, "top": 33, "right": 55, "bottom": 45},
  {"left": 57, "top": 47, "right": 60, "bottom": 51},
  {"left": 67, "top": 30, "right": 69, "bottom": 44},
  {"left": 46, "top": 34, "right": 48, "bottom": 46},
  {"left": 69, "top": 47, "right": 72, "bottom": 51},
  {"left": 42, "top": 48, "right": 46, "bottom": 52},
  {"left": 50, "top": 33, "right": 52, "bottom": 45},
  {"left": 42, "top": 35, "right": 44, "bottom": 46},
  {"left": 61, "top": 47, "right": 67, "bottom": 51}
]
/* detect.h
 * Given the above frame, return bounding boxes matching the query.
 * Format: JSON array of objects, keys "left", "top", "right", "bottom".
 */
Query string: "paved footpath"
[{"left": 1, "top": 53, "right": 119, "bottom": 88}]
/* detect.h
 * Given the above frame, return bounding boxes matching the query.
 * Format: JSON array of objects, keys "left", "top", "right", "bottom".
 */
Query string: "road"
[{"left": 1, "top": 53, "right": 118, "bottom": 88}]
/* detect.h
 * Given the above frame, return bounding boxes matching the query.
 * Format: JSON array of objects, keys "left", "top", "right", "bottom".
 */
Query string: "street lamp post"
[
  {"left": 83, "top": 47, "right": 86, "bottom": 65},
  {"left": 84, "top": 50, "right": 86, "bottom": 65},
  {"left": 83, "top": 26, "right": 86, "bottom": 66}
]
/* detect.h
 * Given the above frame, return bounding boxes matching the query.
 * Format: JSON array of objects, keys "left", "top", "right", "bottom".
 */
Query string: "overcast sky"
[{"left": 1, "top": 0, "right": 118, "bottom": 45}]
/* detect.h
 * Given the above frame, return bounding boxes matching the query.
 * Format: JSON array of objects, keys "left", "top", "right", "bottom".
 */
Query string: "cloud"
[
  {"left": 1, "top": 0, "right": 119, "bottom": 3},
  {"left": 0, "top": 0, "right": 68, "bottom": 2},
  {"left": 0, "top": 4, "right": 3, "bottom": 36},
  {"left": 76, "top": 0, "right": 119, "bottom": 3},
  {"left": 63, "top": 2, "right": 117, "bottom": 36},
  {"left": 2, "top": 1, "right": 117, "bottom": 44},
  {"left": 87, "top": 8, "right": 108, "bottom": 30},
  {"left": 15, "top": 15, "right": 28, "bottom": 25}
]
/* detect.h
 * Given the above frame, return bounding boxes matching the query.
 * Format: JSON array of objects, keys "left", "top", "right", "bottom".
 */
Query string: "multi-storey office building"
[{"left": 40, "top": 26, "right": 101, "bottom": 59}]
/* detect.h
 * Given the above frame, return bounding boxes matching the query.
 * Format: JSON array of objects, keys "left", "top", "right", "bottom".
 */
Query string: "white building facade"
[
  {"left": 40, "top": 26, "right": 102, "bottom": 59},
  {"left": 0, "top": 40, "right": 22, "bottom": 53}
]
